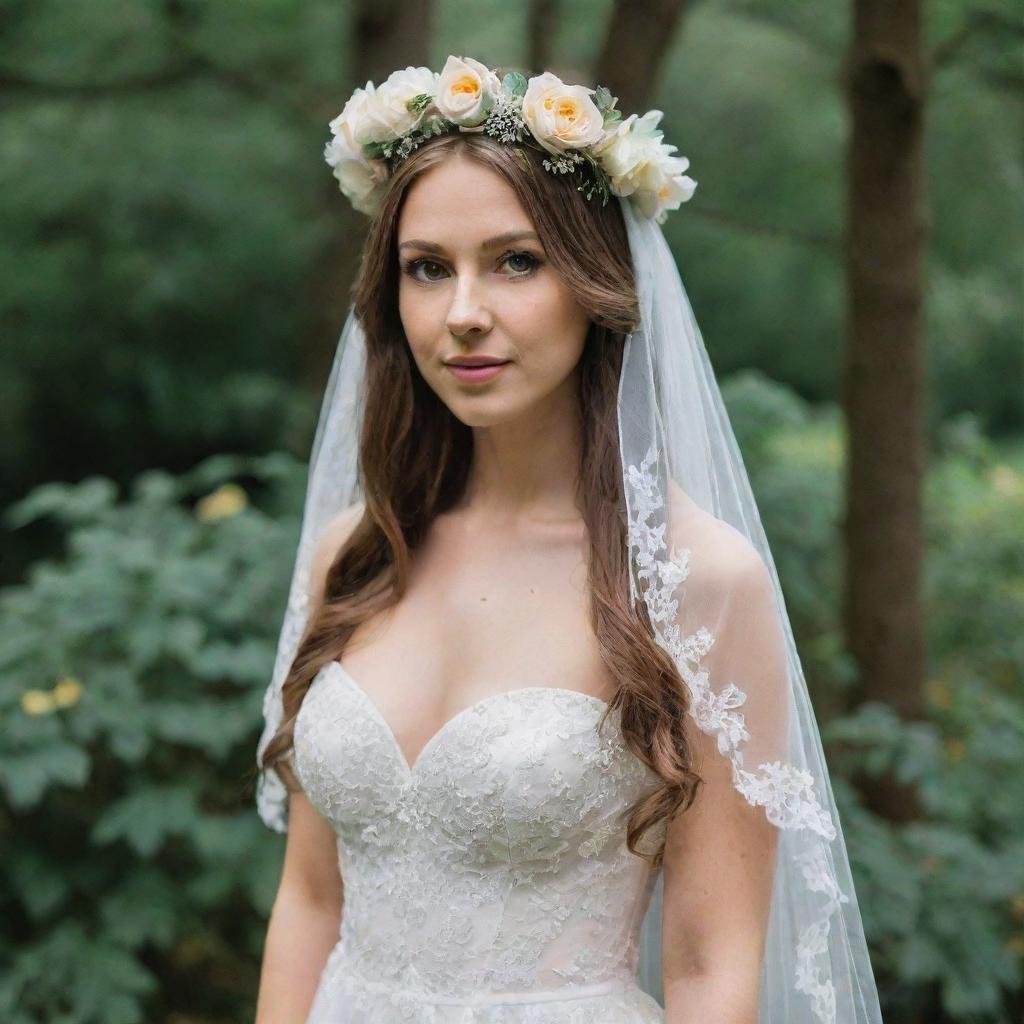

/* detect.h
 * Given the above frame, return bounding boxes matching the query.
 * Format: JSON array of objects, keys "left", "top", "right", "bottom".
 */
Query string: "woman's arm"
[
  {"left": 254, "top": 792, "right": 344, "bottom": 1023},
  {"left": 254, "top": 501, "right": 366, "bottom": 1021},
  {"left": 660, "top": 530, "right": 788, "bottom": 1024}
]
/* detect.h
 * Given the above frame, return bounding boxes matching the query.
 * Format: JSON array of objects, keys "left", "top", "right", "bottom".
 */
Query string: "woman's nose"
[{"left": 445, "top": 275, "right": 493, "bottom": 337}]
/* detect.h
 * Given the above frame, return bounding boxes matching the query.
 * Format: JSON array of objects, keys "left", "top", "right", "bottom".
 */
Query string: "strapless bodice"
[{"left": 292, "top": 660, "right": 667, "bottom": 1023}]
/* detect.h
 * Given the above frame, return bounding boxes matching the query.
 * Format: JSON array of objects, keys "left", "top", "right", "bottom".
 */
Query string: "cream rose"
[
  {"left": 521, "top": 72, "right": 606, "bottom": 156},
  {"left": 435, "top": 55, "right": 501, "bottom": 128},
  {"left": 323, "top": 134, "right": 388, "bottom": 215}
]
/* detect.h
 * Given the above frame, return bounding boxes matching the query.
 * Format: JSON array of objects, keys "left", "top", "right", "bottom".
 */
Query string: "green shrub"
[{"left": 0, "top": 453, "right": 305, "bottom": 1023}]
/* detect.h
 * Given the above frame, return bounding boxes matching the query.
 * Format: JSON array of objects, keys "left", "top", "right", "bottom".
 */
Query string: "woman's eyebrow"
[{"left": 398, "top": 230, "right": 540, "bottom": 254}]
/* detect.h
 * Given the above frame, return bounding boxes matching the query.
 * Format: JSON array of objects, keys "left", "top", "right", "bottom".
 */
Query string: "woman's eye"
[
  {"left": 503, "top": 251, "right": 539, "bottom": 276},
  {"left": 403, "top": 259, "right": 447, "bottom": 283},
  {"left": 400, "top": 251, "right": 541, "bottom": 284}
]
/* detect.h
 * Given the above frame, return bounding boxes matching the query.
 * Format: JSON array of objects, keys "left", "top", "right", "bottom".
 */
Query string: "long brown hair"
[{"left": 260, "top": 129, "right": 702, "bottom": 867}]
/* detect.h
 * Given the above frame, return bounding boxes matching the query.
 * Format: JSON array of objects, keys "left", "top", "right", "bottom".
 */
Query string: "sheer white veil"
[
  {"left": 618, "top": 199, "right": 882, "bottom": 1022},
  {"left": 255, "top": 194, "right": 884, "bottom": 1024}
]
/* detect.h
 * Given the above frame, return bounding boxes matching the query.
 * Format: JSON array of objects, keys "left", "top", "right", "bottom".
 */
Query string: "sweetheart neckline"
[{"left": 321, "top": 660, "right": 611, "bottom": 778}]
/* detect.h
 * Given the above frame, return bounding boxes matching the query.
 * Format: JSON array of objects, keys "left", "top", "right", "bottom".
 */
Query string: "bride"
[{"left": 253, "top": 58, "right": 883, "bottom": 1024}]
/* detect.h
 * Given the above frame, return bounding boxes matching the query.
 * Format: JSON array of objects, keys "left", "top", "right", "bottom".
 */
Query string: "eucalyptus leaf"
[{"left": 502, "top": 71, "right": 527, "bottom": 98}]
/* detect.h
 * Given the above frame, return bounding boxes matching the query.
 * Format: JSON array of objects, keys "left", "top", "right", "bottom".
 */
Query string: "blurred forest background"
[{"left": 0, "top": 1, "right": 1021, "bottom": 1022}]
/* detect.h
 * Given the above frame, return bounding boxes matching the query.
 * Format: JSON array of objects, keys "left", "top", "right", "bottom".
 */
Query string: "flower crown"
[{"left": 324, "top": 55, "right": 698, "bottom": 225}]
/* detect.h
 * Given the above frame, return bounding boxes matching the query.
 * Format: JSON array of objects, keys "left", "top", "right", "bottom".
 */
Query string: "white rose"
[
  {"left": 328, "top": 80, "right": 379, "bottom": 148},
  {"left": 633, "top": 162, "right": 698, "bottom": 224},
  {"left": 593, "top": 110, "right": 664, "bottom": 195},
  {"left": 360, "top": 65, "right": 440, "bottom": 144},
  {"left": 435, "top": 55, "right": 501, "bottom": 127},
  {"left": 323, "top": 134, "right": 388, "bottom": 215},
  {"left": 593, "top": 110, "right": 696, "bottom": 220},
  {"left": 521, "top": 71, "right": 606, "bottom": 156}
]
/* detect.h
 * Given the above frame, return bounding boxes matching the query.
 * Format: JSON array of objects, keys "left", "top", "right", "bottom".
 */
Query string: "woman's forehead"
[
  {"left": 398, "top": 185, "right": 536, "bottom": 252},
  {"left": 400, "top": 156, "right": 528, "bottom": 220}
]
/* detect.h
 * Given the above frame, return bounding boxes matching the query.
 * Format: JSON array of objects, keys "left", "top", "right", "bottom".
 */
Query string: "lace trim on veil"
[
  {"left": 256, "top": 563, "right": 311, "bottom": 834},
  {"left": 625, "top": 444, "right": 850, "bottom": 1024}
]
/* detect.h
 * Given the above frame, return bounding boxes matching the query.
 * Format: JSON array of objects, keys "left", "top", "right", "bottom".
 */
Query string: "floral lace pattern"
[
  {"left": 292, "top": 661, "right": 667, "bottom": 1023},
  {"left": 625, "top": 443, "right": 850, "bottom": 1024},
  {"left": 255, "top": 562, "right": 309, "bottom": 833}
]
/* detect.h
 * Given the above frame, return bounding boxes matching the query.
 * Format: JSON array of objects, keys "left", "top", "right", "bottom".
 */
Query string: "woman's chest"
[{"left": 339, "top": 524, "right": 616, "bottom": 771}]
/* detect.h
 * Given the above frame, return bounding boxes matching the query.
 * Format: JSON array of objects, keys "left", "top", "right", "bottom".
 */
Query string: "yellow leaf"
[
  {"left": 21, "top": 689, "right": 56, "bottom": 715},
  {"left": 927, "top": 679, "right": 951, "bottom": 709},
  {"left": 195, "top": 483, "right": 248, "bottom": 523},
  {"left": 53, "top": 677, "right": 83, "bottom": 707}
]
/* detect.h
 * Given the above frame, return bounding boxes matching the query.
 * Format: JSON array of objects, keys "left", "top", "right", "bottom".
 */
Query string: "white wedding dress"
[{"left": 291, "top": 658, "right": 668, "bottom": 1023}]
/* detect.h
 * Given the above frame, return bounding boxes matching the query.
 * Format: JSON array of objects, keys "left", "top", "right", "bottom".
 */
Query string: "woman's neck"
[{"left": 460, "top": 378, "right": 584, "bottom": 528}]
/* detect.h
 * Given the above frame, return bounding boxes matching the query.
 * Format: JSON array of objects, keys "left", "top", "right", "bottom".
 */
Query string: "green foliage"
[
  {"left": 826, "top": 687, "right": 1024, "bottom": 1022},
  {"left": 926, "top": 416, "right": 1024, "bottom": 693},
  {"left": 0, "top": 453, "right": 307, "bottom": 1023},
  {"left": 723, "top": 371, "right": 858, "bottom": 704}
]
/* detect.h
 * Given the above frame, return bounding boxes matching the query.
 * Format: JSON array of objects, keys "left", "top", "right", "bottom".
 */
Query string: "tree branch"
[
  {"left": 688, "top": 203, "right": 839, "bottom": 252},
  {"left": 0, "top": 60, "right": 204, "bottom": 97}
]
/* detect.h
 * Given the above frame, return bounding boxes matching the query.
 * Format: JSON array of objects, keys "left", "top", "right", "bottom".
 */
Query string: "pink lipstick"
[{"left": 444, "top": 359, "right": 511, "bottom": 383}]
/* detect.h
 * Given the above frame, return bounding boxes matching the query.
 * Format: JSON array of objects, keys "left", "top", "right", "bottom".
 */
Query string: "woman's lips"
[{"left": 445, "top": 361, "right": 511, "bottom": 383}]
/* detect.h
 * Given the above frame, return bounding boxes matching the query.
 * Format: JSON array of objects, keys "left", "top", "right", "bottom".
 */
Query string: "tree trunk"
[
  {"left": 592, "top": 0, "right": 689, "bottom": 114},
  {"left": 300, "top": 0, "right": 435, "bottom": 390},
  {"left": 840, "top": 0, "right": 929, "bottom": 824},
  {"left": 526, "top": 0, "right": 562, "bottom": 74}
]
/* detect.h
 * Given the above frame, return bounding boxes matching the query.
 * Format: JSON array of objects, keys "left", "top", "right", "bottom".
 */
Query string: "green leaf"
[
  {"left": 91, "top": 786, "right": 198, "bottom": 857},
  {"left": 593, "top": 85, "right": 616, "bottom": 112},
  {"left": 4, "top": 848, "right": 72, "bottom": 920},
  {"left": 502, "top": 71, "right": 528, "bottom": 98},
  {"left": 98, "top": 867, "right": 180, "bottom": 949},
  {"left": 0, "top": 743, "right": 91, "bottom": 808},
  {"left": 5, "top": 477, "right": 118, "bottom": 529},
  {"left": 0, "top": 923, "right": 157, "bottom": 1022}
]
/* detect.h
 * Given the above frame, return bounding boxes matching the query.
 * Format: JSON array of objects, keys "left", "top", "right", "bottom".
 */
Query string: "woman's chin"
[
  {"left": 449, "top": 407, "right": 511, "bottom": 429},
  {"left": 443, "top": 395, "right": 522, "bottom": 429}
]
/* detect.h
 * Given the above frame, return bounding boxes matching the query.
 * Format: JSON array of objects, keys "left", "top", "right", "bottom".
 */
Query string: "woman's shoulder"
[
  {"left": 664, "top": 481, "right": 771, "bottom": 596},
  {"left": 320, "top": 501, "right": 366, "bottom": 546},
  {"left": 308, "top": 501, "right": 367, "bottom": 601}
]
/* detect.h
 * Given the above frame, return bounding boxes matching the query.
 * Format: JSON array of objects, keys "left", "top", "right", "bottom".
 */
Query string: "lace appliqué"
[
  {"left": 255, "top": 561, "right": 311, "bottom": 833},
  {"left": 625, "top": 444, "right": 849, "bottom": 1024}
]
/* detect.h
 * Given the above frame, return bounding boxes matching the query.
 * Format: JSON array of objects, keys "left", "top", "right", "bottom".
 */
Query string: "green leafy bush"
[{"left": 0, "top": 454, "right": 305, "bottom": 1023}]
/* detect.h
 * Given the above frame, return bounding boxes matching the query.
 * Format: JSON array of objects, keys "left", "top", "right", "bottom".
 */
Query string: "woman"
[{"left": 254, "top": 58, "right": 883, "bottom": 1024}]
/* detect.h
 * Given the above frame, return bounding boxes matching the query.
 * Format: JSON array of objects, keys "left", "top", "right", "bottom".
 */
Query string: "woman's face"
[{"left": 396, "top": 154, "right": 591, "bottom": 428}]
